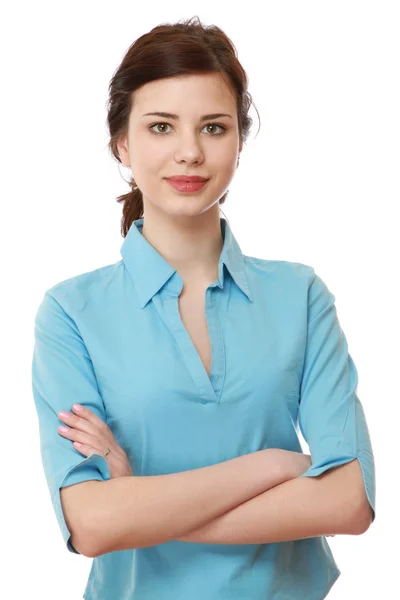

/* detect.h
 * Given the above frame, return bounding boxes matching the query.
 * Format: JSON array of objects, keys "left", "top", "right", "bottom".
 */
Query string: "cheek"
[
  {"left": 214, "top": 158, "right": 236, "bottom": 184},
  {"left": 211, "top": 141, "right": 237, "bottom": 168},
  {"left": 133, "top": 153, "right": 164, "bottom": 184}
]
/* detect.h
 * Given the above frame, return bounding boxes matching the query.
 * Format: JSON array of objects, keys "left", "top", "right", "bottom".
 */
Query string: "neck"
[{"left": 141, "top": 204, "right": 224, "bottom": 284}]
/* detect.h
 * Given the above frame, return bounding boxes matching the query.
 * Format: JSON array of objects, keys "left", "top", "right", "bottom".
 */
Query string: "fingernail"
[{"left": 73, "top": 404, "right": 83, "bottom": 411}]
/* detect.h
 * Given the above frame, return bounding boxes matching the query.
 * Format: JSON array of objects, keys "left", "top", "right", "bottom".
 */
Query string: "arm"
[
  {"left": 88, "top": 448, "right": 291, "bottom": 557},
  {"left": 180, "top": 268, "right": 373, "bottom": 547},
  {"left": 32, "top": 291, "right": 113, "bottom": 555},
  {"left": 176, "top": 458, "right": 371, "bottom": 545}
]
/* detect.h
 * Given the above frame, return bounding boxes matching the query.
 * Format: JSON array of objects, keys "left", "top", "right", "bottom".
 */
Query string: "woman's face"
[{"left": 117, "top": 72, "right": 242, "bottom": 219}]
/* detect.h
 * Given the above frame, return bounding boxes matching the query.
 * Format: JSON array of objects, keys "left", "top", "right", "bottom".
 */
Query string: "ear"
[{"left": 116, "top": 133, "right": 131, "bottom": 168}]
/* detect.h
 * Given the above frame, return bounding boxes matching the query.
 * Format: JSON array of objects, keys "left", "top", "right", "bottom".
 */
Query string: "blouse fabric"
[{"left": 31, "top": 216, "right": 375, "bottom": 600}]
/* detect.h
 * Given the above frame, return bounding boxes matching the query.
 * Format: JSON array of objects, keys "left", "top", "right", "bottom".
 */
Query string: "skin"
[
  {"left": 56, "top": 75, "right": 373, "bottom": 541},
  {"left": 116, "top": 72, "right": 243, "bottom": 284},
  {"left": 58, "top": 406, "right": 340, "bottom": 541},
  {"left": 58, "top": 404, "right": 134, "bottom": 478},
  {"left": 58, "top": 72, "right": 244, "bottom": 464}
]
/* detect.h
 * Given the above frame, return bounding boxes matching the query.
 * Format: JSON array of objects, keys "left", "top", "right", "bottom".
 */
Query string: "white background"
[{"left": 2, "top": 1, "right": 398, "bottom": 598}]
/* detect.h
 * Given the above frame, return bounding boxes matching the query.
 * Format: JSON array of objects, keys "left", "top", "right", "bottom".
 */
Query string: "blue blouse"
[{"left": 31, "top": 216, "right": 375, "bottom": 600}]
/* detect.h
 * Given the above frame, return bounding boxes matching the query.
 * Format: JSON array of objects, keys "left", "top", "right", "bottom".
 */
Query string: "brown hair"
[{"left": 106, "top": 15, "right": 260, "bottom": 238}]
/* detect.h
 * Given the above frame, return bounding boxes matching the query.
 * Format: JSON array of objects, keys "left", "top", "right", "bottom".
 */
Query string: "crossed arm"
[{"left": 176, "top": 458, "right": 373, "bottom": 544}]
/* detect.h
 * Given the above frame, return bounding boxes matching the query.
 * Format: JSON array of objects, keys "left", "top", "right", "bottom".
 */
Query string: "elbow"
[
  {"left": 82, "top": 520, "right": 107, "bottom": 558},
  {"left": 345, "top": 460, "right": 374, "bottom": 535},
  {"left": 349, "top": 502, "right": 374, "bottom": 535},
  {"left": 83, "top": 516, "right": 127, "bottom": 558},
  {"left": 70, "top": 523, "right": 100, "bottom": 558},
  {"left": 69, "top": 506, "right": 104, "bottom": 557},
  {"left": 61, "top": 481, "right": 105, "bottom": 557},
  {"left": 83, "top": 536, "right": 100, "bottom": 559}
]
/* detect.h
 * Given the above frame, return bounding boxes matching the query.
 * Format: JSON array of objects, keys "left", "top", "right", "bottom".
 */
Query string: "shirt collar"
[{"left": 120, "top": 216, "right": 254, "bottom": 308}]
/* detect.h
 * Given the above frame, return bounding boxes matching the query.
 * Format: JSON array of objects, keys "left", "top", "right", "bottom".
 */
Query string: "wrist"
[
  {"left": 268, "top": 449, "right": 312, "bottom": 481},
  {"left": 258, "top": 449, "right": 298, "bottom": 490}
]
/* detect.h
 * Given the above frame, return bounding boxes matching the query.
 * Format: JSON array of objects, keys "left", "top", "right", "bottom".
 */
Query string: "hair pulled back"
[{"left": 106, "top": 15, "right": 260, "bottom": 237}]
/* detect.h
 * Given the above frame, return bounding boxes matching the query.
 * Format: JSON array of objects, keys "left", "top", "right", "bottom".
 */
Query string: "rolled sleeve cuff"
[
  {"left": 52, "top": 452, "right": 111, "bottom": 554},
  {"left": 298, "top": 449, "right": 376, "bottom": 523}
]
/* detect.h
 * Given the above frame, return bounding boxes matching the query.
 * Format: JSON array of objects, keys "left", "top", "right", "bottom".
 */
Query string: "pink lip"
[
  {"left": 166, "top": 176, "right": 209, "bottom": 182},
  {"left": 165, "top": 179, "right": 209, "bottom": 193}
]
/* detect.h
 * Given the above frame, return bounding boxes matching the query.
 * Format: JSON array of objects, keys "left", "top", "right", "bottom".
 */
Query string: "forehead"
[{"left": 131, "top": 73, "right": 236, "bottom": 115}]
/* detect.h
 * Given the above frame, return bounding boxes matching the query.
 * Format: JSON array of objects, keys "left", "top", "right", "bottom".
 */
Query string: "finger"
[
  {"left": 58, "top": 408, "right": 107, "bottom": 438},
  {"left": 72, "top": 440, "right": 132, "bottom": 480},
  {"left": 58, "top": 412, "right": 94, "bottom": 436},
  {"left": 72, "top": 441, "right": 103, "bottom": 458},
  {"left": 58, "top": 425, "right": 108, "bottom": 454},
  {"left": 71, "top": 404, "right": 110, "bottom": 433}
]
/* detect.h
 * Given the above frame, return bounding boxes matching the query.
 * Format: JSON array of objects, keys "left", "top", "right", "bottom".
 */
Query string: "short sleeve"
[
  {"left": 297, "top": 269, "right": 376, "bottom": 523},
  {"left": 31, "top": 290, "right": 111, "bottom": 554}
]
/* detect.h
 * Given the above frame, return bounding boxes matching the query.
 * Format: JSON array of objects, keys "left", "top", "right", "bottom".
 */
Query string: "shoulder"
[
  {"left": 243, "top": 255, "right": 315, "bottom": 285},
  {"left": 243, "top": 257, "right": 336, "bottom": 316},
  {"left": 43, "top": 260, "right": 124, "bottom": 314}
]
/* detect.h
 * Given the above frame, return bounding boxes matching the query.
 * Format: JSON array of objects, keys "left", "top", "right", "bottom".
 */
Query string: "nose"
[{"left": 173, "top": 134, "right": 205, "bottom": 164}]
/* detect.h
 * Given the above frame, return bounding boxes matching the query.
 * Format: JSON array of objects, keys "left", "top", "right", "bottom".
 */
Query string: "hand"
[
  {"left": 57, "top": 404, "right": 134, "bottom": 478},
  {"left": 271, "top": 448, "right": 312, "bottom": 479}
]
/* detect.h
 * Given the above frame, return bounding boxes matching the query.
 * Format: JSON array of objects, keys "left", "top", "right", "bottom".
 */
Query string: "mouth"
[
  {"left": 165, "top": 178, "right": 210, "bottom": 193},
  {"left": 165, "top": 176, "right": 209, "bottom": 183}
]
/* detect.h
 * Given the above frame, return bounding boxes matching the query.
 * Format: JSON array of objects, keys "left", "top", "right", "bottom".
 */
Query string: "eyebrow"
[{"left": 141, "top": 112, "right": 233, "bottom": 121}]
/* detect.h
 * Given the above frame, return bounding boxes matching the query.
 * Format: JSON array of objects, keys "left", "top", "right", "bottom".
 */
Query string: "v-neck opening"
[{"left": 152, "top": 283, "right": 227, "bottom": 404}]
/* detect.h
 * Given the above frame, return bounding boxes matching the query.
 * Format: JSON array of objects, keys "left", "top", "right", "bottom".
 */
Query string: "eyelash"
[{"left": 148, "top": 122, "right": 227, "bottom": 136}]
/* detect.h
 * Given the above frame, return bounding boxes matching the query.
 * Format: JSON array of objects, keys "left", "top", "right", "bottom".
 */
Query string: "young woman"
[{"left": 32, "top": 15, "right": 375, "bottom": 600}]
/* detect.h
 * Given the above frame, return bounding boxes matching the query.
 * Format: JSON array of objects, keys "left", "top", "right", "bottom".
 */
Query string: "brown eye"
[
  {"left": 148, "top": 122, "right": 227, "bottom": 136},
  {"left": 205, "top": 124, "right": 225, "bottom": 135},
  {"left": 149, "top": 123, "right": 171, "bottom": 134}
]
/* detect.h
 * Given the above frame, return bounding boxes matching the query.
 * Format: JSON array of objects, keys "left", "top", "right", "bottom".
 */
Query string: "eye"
[{"left": 148, "top": 122, "right": 227, "bottom": 136}]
